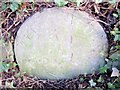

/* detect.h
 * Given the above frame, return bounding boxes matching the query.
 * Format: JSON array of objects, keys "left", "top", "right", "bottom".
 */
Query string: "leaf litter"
[{"left": 0, "top": 1, "right": 120, "bottom": 89}]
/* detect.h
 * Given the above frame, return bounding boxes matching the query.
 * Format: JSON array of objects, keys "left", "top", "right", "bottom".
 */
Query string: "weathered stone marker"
[{"left": 14, "top": 8, "right": 108, "bottom": 79}]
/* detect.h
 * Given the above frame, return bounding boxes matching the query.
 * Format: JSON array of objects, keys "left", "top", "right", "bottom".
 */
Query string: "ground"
[{"left": 0, "top": 1, "right": 120, "bottom": 89}]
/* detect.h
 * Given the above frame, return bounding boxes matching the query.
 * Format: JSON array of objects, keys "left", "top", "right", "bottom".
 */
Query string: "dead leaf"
[
  {"left": 111, "top": 67, "right": 120, "bottom": 77},
  {"left": 0, "top": 78, "right": 3, "bottom": 87},
  {"left": 23, "top": 76, "right": 28, "bottom": 83}
]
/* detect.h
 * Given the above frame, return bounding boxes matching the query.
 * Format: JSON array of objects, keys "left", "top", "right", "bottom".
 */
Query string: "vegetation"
[{"left": 0, "top": 0, "right": 120, "bottom": 89}]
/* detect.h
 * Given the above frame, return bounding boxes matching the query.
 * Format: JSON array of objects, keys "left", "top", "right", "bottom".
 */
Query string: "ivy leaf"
[
  {"left": 89, "top": 79, "right": 96, "bottom": 87},
  {"left": 97, "top": 76, "right": 103, "bottom": 82},
  {"left": 0, "top": 62, "right": 9, "bottom": 72},
  {"left": 111, "top": 28, "right": 120, "bottom": 42},
  {"left": 6, "top": 62, "right": 13, "bottom": 68},
  {"left": 14, "top": 72, "right": 21, "bottom": 78},
  {"left": 95, "top": 0, "right": 103, "bottom": 3},
  {"left": 2, "top": 3, "right": 7, "bottom": 10},
  {"left": 55, "top": 0, "right": 68, "bottom": 7},
  {"left": 10, "top": 2, "right": 19, "bottom": 12},
  {"left": 76, "top": 0, "right": 82, "bottom": 6},
  {"left": 113, "top": 77, "right": 120, "bottom": 88},
  {"left": 0, "top": 62, "right": 3, "bottom": 72},
  {"left": 17, "top": 0, "right": 23, "bottom": 6},
  {"left": 114, "top": 34, "right": 120, "bottom": 41},
  {"left": 29, "top": 0, "right": 34, "bottom": 2},
  {"left": 113, "top": 13, "right": 118, "bottom": 18},
  {"left": 115, "top": 45, "right": 120, "bottom": 49},
  {"left": 110, "top": 28, "right": 119, "bottom": 35},
  {"left": 13, "top": 62, "right": 17, "bottom": 67},
  {"left": 9, "top": 81, "right": 15, "bottom": 88},
  {"left": 22, "top": 8, "right": 28, "bottom": 13},
  {"left": 79, "top": 77, "right": 84, "bottom": 82},
  {"left": 107, "top": 82, "right": 115, "bottom": 89},
  {"left": 108, "top": 0, "right": 116, "bottom": 4},
  {"left": 109, "top": 51, "right": 120, "bottom": 61},
  {"left": 99, "top": 65, "right": 108, "bottom": 73}
]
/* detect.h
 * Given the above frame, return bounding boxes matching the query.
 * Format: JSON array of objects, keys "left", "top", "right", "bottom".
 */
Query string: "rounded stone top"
[{"left": 15, "top": 7, "right": 108, "bottom": 79}]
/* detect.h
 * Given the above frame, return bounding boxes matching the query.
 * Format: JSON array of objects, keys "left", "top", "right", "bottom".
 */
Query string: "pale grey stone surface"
[{"left": 15, "top": 8, "right": 108, "bottom": 79}]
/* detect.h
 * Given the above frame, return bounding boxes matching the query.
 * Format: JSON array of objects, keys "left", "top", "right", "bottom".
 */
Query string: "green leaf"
[
  {"left": 97, "top": 76, "right": 103, "bottom": 82},
  {"left": 114, "top": 27, "right": 119, "bottom": 31},
  {"left": 113, "top": 13, "right": 118, "bottom": 18},
  {"left": 2, "top": 3, "right": 7, "bottom": 10},
  {"left": 55, "top": 0, "right": 68, "bottom": 7},
  {"left": 18, "top": 0, "right": 23, "bottom": 6},
  {"left": 110, "top": 51, "right": 120, "bottom": 61},
  {"left": 76, "top": 0, "right": 81, "bottom": 6},
  {"left": 7, "top": 62, "right": 13, "bottom": 68},
  {"left": 14, "top": 72, "right": 21, "bottom": 78},
  {"left": 99, "top": 66, "right": 108, "bottom": 73},
  {"left": 113, "top": 77, "right": 120, "bottom": 88},
  {"left": 110, "top": 28, "right": 119, "bottom": 35},
  {"left": 110, "top": 31, "right": 116, "bottom": 35},
  {"left": 115, "top": 45, "right": 120, "bottom": 49},
  {"left": 0, "top": 62, "right": 9, "bottom": 72},
  {"left": 29, "top": 0, "right": 35, "bottom": 3},
  {"left": 107, "top": 82, "right": 115, "bottom": 89},
  {"left": 80, "top": 77, "right": 84, "bottom": 82},
  {"left": 13, "top": 62, "right": 17, "bottom": 67},
  {"left": 22, "top": 8, "right": 28, "bottom": 13},
  {"left": 0, "top": 62, "right": 3, "bottom": 72},
  {"left": 95, "top": 0, "right": 103, "bottom": 3},
  {"left": 108, "top": 0, "right": 116, "bottom": 4},
  {"left": 89, "top": 79, "right": 96, "bottom": 87},
  {"left": 10, "top": 2, "right": 19, "bottom": 12},
  {"left": 9, "top": 81, "right": 15, "bottom": 88},
  {"left": 114, "top": 35, "right": 120, "bottom": 41}
]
